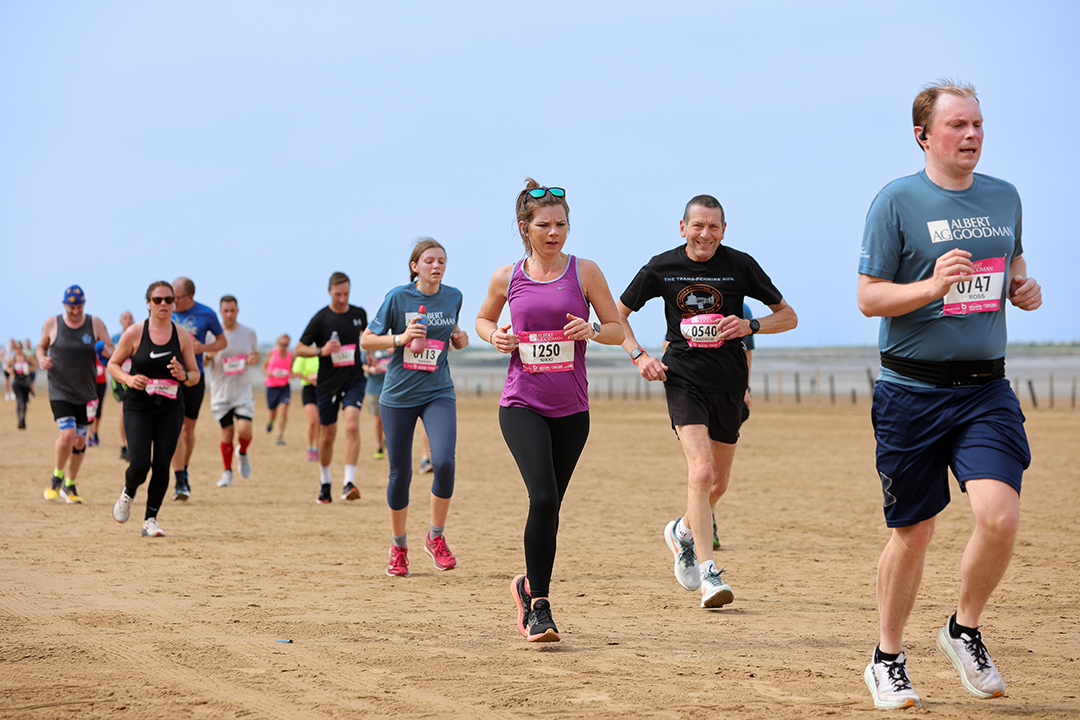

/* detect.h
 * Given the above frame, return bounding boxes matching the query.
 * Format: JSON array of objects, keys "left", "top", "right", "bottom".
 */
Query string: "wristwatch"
[
  {"left": 591, "top": 322, "right": 601, "bottom": 339},
  {"left": 629, "top": 347, "right": 644, "bottom": 363},
  {"left": 749, "top": 319, "right": 760, "bottom": 334}
]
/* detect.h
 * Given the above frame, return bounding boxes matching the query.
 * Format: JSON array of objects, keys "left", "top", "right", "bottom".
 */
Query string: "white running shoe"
[
  {"left": 141, "top": 517, "right": 165, "bottom": 537},
  {"left": 217, "top": 469, "right": 233, "bottom": 487},
  {"left": 699, "top": 566, "right": 734, "bottom": 608},
  {"left": 865, "top": 652, "right": 922, "bottom": 709},
  {"left": 664, "top": 519, "right": 700, "bottom": 591},
  {"left": 238, "top": 452, "right": 252, "bottom": 478},
  {"left": 936, "top": 624, "right": 1006, "bottom": 699},
  {"left": 112, "top": 490, "right": 132, "bottom": 523}
]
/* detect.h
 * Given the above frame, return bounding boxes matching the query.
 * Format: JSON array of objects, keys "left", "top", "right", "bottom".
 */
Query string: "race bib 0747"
[{"left": 943, "top": 257, "right": 1006, "bottom": 316}]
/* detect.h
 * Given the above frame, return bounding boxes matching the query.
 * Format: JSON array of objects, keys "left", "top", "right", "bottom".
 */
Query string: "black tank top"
[
  {"left": 47, "top": 314, "right": 97, "bottom": 403},
  {"left": 125, "top": 321, "right": 185, "bottom": 412}
]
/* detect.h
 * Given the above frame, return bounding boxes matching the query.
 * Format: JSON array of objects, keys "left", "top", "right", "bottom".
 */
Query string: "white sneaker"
[
  {"left": 112, "top": 490, "right": 132, "bottom": 523},
  {"left": 865, "top": 652, "right": 922, "bottom": 709},
  {"left": 936, "top": 623, "right": 1006, "bottom": 699},
  {"left": 217, "top": 469, "right": 233, "bottom": 487},
  {"left": 699, "top": 566, "right": 734, "bottom": 608},
  {"left": 141, "top": 517, "right": 165, "bottom": 537},
  {"left": 238, "top": 452, "right": 252, "bottom": 479},
  {"left": 664, "top": 519, "right": 700, "bottom": 590}
]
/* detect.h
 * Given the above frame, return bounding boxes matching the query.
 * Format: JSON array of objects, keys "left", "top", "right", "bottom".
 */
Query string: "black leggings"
[
  {"left": 124, "top": 405, "right": 184, "bottom": 520},
  {"left": 499, "top": 407, "right": 589, "bottom": 598},
  {"left": 13, "top": 376, "right": 32, "bottom": 425}
]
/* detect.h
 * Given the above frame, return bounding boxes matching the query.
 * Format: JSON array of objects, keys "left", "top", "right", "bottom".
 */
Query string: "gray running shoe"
[
  {"left": 664, "top": 518, "right": 700, "bottom": 590},
  {"left": 217, "top": 469, "right": 233, "bottom": 487},
  {"left": 112, "top": 490, "right": 133, "bottom": 523},
  {"left": 699, "top": 566, "right": 734, "bottom": 608},
  {"left": 936, "top": 623, "right": 1006, "bottom": 699},
  {"left": 865, "top": 652, "right": 922, "bottom": 709},
  {"left": 238, "top": 452, "right": 252, "bottom": 478}
]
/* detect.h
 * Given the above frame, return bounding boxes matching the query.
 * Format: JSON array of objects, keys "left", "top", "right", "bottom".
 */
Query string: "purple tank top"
[{"left": 500, "top": 255, "right": 590, "bottom": 417}]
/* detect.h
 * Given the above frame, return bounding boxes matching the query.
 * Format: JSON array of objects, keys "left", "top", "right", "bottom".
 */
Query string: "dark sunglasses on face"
[
  {"left": 527, "top": 187, "right": 566, "bottom": 199},
  {"left": 151, "top": 296, "right": 176, "bottom": 305}
]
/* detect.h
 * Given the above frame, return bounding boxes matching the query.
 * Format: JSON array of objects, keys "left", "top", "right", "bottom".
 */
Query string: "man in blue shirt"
[
  {"left": 169, "top": 276, "right": 227, "bottom": 500},
  {"left": 858, "top": 80, "right": 1042, "bottom": 710}
]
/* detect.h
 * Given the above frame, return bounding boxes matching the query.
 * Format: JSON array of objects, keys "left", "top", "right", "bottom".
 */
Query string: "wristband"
[{"left": 489, "top": 329, "right": 497, "bottom": 345}]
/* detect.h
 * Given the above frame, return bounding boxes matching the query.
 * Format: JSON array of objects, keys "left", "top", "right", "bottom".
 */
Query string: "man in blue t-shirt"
[
  {"left": 169, "top": 276, "right": 227, "bottom": 501},
  {"left": 858, "top": 81, "right": 1042, "bottom": 711}
]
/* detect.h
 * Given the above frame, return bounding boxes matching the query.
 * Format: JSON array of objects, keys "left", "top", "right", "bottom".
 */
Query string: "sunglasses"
[
  {"left": 151, "top": 296, "right": 176, "bottom": 305},
  {"left": 527, "top": 187, "right": 566, "bottom": 199}
]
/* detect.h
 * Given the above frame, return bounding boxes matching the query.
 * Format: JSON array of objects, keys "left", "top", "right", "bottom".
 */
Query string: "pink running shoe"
[
  {"left": 306, "top": 447, "right": 318, "bottom": 462},
  {"left": 386, "top": 545, "right": 410, "bottom": 577},
  {"left": 424, "top": 534, "right": 457, "bottom": 571}
]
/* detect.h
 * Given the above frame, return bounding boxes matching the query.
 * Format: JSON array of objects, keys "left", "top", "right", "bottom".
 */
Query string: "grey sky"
[{"left": 2, "top": 2, "right": 1076, "bottom": 349}]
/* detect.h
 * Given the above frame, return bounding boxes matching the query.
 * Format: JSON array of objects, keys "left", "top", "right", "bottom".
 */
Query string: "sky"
[{"left": 2, "top": 1, "right": 1077, "bottom": 351}]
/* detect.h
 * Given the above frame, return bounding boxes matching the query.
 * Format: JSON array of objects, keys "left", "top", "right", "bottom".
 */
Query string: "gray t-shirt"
[
  {"left": 208, "top": 323, "right": 258, "bottom": 420},
  {"left": 859, "top": 170, "right": 1022, "bottom": 386}
]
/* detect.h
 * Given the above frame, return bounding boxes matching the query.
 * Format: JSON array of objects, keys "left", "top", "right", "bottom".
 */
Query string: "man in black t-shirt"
[
  {"left": 618, "top": 195, "right": 797, "bottom": 610},
  {"left": 296, "top": 272, "right": 368, "bottom": 504}
]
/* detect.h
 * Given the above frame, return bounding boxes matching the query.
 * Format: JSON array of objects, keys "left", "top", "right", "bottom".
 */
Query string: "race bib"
[
  {"left": 518, "top": 331, "right": 574, "bottom": 373},
  {"left": 13, "top": 361, "right": 29, "bottom": 375},
  {"left": 121, "top": 358, "right": 132, "bottom": 373},
  {"left": 331, "top": 343, "right": 356, "bottom": 367},
  {"left": 376, "top": 355, "right": 391, "bottom": 372},
  {"left": 403, "top": 339, "right": 445, "bottom": 372},
  {"left": 943, "top": 257, "right": 1006, "bottom": 316},
  {"left": 270, "top": 367, "right": 289, "bottom": 378},
  {"left": 145, "top": 378, "right": 179, "bottom": 399},
  {"left": 222, "top": 355, "right": 247, "bottom": 376},
  {"left": 86, "top": 398, "right": 99, "bottom": 421},
  {"left": 680, "top": 314, "right": 725, "bottom": 348}
]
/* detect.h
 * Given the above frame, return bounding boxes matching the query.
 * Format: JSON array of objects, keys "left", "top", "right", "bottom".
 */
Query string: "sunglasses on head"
[
  {"left": 527, "top": 187, "right": 566, "bottom": 199},
  {"left": 151, "top": 296, "right": 176, "bottom": 305}
]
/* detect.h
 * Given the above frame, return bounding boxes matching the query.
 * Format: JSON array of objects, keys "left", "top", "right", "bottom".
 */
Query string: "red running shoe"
[
  {"left": 386, "top": 545, "right": 410, "bottom": 577},
  {"left": 424, "top": 534, "right": 457, "bottom": 571}
]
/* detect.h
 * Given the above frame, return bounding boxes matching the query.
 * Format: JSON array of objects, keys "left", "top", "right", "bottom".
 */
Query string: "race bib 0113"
[{"left": 403, "top": 339, "right": 445, "bottom": 372}]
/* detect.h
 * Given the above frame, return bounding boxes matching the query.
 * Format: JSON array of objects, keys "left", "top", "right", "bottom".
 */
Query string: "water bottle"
[
  {"left": 328, "top": 331, "right": 339, "bottom": 356},
  {"left": 409, "top": 306, "right": 427, "bottom": 353}
]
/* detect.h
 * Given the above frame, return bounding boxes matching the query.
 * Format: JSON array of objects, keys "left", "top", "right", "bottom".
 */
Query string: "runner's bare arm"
[
  {"left": 857, "top": 249, "right": 975, "bottom": 318},
  {"left": 616, "top": 300, "right": 667, "bottom": 382},
  {"left": 476, "top": 264, "right": 518, "bottom": 353},
  {"left": 36, "top": 317, "right": 56, "bottom": 370},
  {"left": 1007, "top": 255, "right": 1041, "bottom": 311},
  {"left": 93, "top": 316, "right": 114, "bottom": 356},
  {"left": 573, "top": 259, "right": 624, "bottom": 346},
  {"left": 177, "top": 327, "right": 200, "bottom": 386},
  {"left": 718, "top": 299, "right": 797, "bottom": 342}
]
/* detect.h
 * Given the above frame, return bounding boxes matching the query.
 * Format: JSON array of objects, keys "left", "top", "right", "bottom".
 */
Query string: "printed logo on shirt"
[
  {"left": 927, "top": 217, "right": 1015, "bottom": 244},
  {"left": 81, "top": 334, "right": 93, "bottom": 344},
  {"left": 149, "top": 351, "right": 171, "bottom": 359},
  {"left": 676, "top": 284, "right": 722, "bottom": 318}
]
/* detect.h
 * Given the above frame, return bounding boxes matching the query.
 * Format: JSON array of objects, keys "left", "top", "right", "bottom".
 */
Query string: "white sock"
[
  {"left": 675, "top": 517, "right": 693, "bottom": 543},
  {"left": 320, "top": 464, "right": 332, "bottom": 485},
  {"left": 344, "top": 464, "right": 357, "bottom": 487},
  {"left": 699, "top": 560, "right": 717, "bottom": 581}
]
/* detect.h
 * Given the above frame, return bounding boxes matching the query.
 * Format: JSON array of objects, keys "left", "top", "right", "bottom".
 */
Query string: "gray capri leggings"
[{"left": 380, "top": 396, "right": 456, "bottom": 511}]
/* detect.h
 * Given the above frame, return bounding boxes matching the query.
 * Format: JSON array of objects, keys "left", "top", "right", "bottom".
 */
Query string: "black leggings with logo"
[
  {"left": 498, "top": 406, "right": 589, "bottom": 599},
  {"left": 124, "top": 405, "right": 184, "bottom": 520}
]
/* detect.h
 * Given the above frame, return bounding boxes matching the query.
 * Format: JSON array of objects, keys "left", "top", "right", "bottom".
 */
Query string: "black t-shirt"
[
  {"left": 299, "top": 305, "right": 368, "bottom": 397},
  {"left": 620, "top": 244, "right": 784, "bottom": 392}
]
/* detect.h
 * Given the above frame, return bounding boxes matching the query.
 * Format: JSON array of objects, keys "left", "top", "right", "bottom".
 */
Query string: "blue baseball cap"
[{"left": 63, "top": 285, "right": 86, "bottom": 305}]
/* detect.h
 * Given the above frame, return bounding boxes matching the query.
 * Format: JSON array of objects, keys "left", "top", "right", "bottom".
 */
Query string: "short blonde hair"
[{"left": 912, "top": 79, "right": 978, "bottom": 148}]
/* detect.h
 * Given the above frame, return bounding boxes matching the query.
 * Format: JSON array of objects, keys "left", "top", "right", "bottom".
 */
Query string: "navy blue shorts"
[
  {"left": 871, "top": 378, "right": 1030, "bottom": 528},
  {"left": 316, "top": 381, "right": 365, "bottom": 426},
  {"left": 266, "top": 384, "right": 291, "bottom": 410}
]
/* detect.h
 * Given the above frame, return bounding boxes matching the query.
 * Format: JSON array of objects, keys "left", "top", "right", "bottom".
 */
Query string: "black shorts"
[
  {"left": 218, "top": 409, "right": 253, "bottom": 429},
  {"left": 180, "top": 375, "right": 206, "bottom": 420},
  {"left": 301, "top": 385, "right": 317, "bottom": 406},
  {"left": 316, "top": 381, "right": 365, "bottom": 426},
  {"left": 95, "top": 382, "right": 107, "bottom": 418},
  {"left": 50, "top": 399, "right": 93, "bottom": 433},
  {"left": 665, "top": 383, "right": 743, "bottom": 444}
]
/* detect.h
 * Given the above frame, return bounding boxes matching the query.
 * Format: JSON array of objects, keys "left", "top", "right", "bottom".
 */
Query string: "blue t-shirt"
[
  {"left": 743, "top": 303, "right": 755, "bottom": 352},
  {"left": 859, "top": 170, "right": 1023, "bottom": 386},
  {"left": 172, "top": 301, "right": 225, "bottom": 372},
  {"left": 364, "top": 349, "right": 392, "bottom": 396},
  {"left": 368, "top": 283, "right": 462, "bottom": 408}
]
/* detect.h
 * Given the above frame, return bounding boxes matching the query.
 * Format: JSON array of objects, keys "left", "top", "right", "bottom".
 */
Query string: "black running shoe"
[
  {"left": 173, "top": 480, "right": 190, "bottom": 502},
  {"left": 317, "top": 484, "right": 332, "bottom": 504},
  {"left": 527, "top": 599, "right": 560, "bottom": 643},
  {"left": 119, "top": 446, "right": 129, "bottom": 461}
]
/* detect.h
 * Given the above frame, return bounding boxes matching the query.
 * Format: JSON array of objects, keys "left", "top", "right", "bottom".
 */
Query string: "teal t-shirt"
[
  {"left": 859, "top": 170, "right": 1022, "bottom": 386},
  {"left": 368, "top": 283, "right": 462, "bottom": 408}
]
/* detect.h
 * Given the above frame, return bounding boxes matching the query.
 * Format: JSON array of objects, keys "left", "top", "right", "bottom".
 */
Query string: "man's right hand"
[{"left": 635, "top": 353, "right": 668, "bottom": 382}]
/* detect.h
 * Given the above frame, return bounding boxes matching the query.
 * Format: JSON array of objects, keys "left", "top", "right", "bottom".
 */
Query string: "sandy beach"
[{"left": 2, "top": 390, "right": 1078, "bottom": 719}]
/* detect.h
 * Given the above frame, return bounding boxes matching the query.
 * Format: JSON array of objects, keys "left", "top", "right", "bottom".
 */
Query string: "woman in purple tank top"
[{"left": 476, "top": 178, "right": 624, "bottom": 643}]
